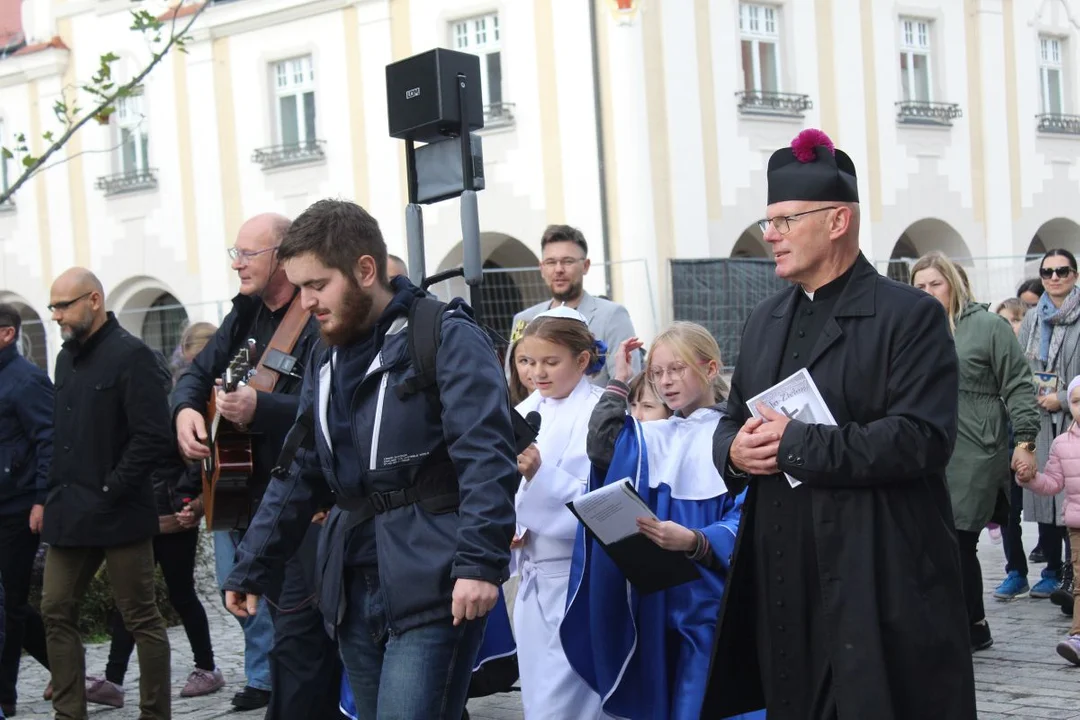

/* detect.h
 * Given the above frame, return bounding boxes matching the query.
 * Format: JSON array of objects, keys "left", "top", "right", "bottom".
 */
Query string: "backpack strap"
[{"left": 395, "top": 296, "right": 449, "bottom": 401}]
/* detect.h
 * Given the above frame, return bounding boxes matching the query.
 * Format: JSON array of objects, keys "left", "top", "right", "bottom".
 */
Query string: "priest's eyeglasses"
[{"left": 757, "top": 207, "right": 839, "bottom": 235}]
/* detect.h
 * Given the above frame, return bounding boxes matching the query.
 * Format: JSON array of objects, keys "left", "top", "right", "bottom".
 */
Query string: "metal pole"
[
  {"left": 404, "top": 138, "right": 428, "bottom": 288},
  {"left": 457, "top": 73, "right": 482, "bottom": 309}
]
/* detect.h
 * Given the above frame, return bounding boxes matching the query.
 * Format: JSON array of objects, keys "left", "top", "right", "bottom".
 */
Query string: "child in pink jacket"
[{"left": 1020, "top": 374, "right": 1080, "bottom": 666}]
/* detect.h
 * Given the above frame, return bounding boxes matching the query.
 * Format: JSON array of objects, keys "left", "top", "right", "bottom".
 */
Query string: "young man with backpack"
[{"left": 223, "top": 199, "right": 519, "bottom": 719}]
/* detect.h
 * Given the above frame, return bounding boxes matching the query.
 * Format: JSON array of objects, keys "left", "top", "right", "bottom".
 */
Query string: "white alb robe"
[{"left": 512, "top": 378, "right": 611, "bottom": 720}]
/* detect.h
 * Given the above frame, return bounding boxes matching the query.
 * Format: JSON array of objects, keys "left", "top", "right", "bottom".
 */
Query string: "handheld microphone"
[{"left": 525, "top": 411, "right": 542, "bottom": 434}]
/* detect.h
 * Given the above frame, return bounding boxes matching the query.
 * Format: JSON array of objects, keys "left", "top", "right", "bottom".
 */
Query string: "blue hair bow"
[{"left": 587, "top": 339, "right": 608, "bottom": 375}]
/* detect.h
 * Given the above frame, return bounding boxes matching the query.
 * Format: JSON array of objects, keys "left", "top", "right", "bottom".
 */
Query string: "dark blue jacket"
[
  {"left": 0, "top": 344, "right": 53, "bottom": 516},
  {"left": 225, "top": 283, "right": 518, "bottom": 635}
]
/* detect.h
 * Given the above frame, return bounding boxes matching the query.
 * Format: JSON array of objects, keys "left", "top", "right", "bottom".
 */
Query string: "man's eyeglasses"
[
  {"left": 228, "top": 246, "right": 279, "bottom": 264},
  {"left": 542, "top": 257, "right": 585, "bottom": 270},
  {"left": 1039, "top": 266, "right": 1076, "bottom": 280},
  {"left": 47, "top": 292, "right": 91, "bottom": 313},
  {"left": 757, "top": 207, "right": 839, "bottom": 235}
]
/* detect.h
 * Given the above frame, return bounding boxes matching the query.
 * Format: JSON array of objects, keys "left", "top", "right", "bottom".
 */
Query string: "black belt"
[{"left": 335, "top": 474, "right": 459, "bottom": 526}]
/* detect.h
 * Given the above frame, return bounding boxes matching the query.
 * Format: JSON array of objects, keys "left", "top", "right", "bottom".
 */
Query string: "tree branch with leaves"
[{"left": 0, "top": 0, "right": 208, "bottom": 206}]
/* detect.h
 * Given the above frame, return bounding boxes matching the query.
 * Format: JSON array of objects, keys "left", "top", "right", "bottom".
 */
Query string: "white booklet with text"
[
  {"left": 568, "top": 478, "right": 658, "bottom": 545},
  {"left": 746, "top": 368, "right": 836, "bottom": 488}
]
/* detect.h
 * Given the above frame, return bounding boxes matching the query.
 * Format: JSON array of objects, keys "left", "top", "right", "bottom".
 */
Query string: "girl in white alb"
[{"left": 511, "top": 306, "right": 612, "bottom": 720}]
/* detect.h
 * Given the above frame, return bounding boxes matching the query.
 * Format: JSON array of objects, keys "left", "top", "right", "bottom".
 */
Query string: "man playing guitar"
[{"left": 171, "top": 213, "right": 342, "bottom": 718}]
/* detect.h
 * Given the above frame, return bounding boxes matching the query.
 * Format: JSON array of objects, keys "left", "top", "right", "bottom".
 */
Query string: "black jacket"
[
  {"left": 225, "top": 281, "right": 518, "bottom": 636},
  {"left": 702, "top": 255, "right": 975, "bottom": 719},
  {"left": 43, "top": 314, "right": 172, "bottom": 547},
  {"left": 171, "top": 293, "right": 319, "bottom": 525},
  {"left": 0, "top": 344, "right": 53, "bottom": 515}
]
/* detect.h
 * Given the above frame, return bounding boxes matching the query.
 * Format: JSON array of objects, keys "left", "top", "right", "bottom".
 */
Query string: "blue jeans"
[
  {"left": 214, "top": 531, "right": 273, "bottom": 691},
  {"left": 339, "top": 568, "right": 485, "bottom": 720}
]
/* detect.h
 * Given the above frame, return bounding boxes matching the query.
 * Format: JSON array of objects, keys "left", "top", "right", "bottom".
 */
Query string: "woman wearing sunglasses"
[{"left": 1018, "top": 248, "right": 1080, "bottom": 602}]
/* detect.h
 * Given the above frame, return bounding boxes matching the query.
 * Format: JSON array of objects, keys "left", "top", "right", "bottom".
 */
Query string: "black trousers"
[
  {"left": 1038, "top": 522, "right": 1068, "bottom": 574},
  {"left": 956, "top": 530, "right": 985, "bottom": 625},
  {"left": 1002, "top": 480, "right": 1028, "bottom": 577},
  {"left": 0, "top": 511, "right": 49, "bottom": 705},
  {"left": 265, "top": 522, "right": 346, "bottom": 720},
  {"left": 105, "top": 528, "right": 215, "bottom": 684}
]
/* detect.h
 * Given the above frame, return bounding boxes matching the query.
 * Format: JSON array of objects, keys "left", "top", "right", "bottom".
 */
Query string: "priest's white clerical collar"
[{"left": 802, "top": 288, "right": 815, "bottom": 301}]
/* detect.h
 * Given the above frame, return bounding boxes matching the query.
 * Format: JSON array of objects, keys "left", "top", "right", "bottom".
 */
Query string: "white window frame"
[
  {"left": 899, "top": 17, "right": 934, "bottom": 103},
  {"left": 114, "top": 90, "right": 149, "bottom": 176},
  {"left": 1039, "top": 35, "right": 1065, "bottom": 115},
  {"left": 272, "top": 55, "right": 316, "bottom": 147},
  {"left": 738, "top": 3, "right": 781, "bottom": 93},
  {"left": 451, "top": 12, "right": 503, "bottom": 110}
]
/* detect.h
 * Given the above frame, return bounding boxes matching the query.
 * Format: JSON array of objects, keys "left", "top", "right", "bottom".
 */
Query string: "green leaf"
[
  {"left": 21, "top": 156, "right": 37, "bottom": 168},
  {"left": 42, "top": 131, "right": 53, "bottom": 142},
  {"left": 0, "top": 148, "right": 12, "bottom": 160}
]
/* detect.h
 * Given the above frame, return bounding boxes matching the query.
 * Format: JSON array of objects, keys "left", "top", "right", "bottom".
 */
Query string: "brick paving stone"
[{"left": 9, "top": 521, "right": 1080, "bottom": 719}]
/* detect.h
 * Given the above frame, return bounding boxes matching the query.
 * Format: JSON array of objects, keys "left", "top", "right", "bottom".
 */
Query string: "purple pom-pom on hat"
[{"left": 791, "top": 128, "right": 835, "bottom": 163}]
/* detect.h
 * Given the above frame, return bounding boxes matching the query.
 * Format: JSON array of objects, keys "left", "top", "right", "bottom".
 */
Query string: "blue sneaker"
[
  {"left": 993, "top": 570, "right": 1030, "bottom": 600},
  {"left": 1031, "top": 568, "right": 1062, "bottom": 598}
]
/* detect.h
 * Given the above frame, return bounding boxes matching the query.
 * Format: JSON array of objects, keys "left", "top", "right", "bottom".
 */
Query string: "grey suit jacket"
[{"left": 509, "top": 292, "right": 639, "bottom": 387}]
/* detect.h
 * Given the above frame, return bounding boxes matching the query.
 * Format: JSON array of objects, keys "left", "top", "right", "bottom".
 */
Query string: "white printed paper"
[
  {"left": 746, "top": 368, "right": 837, "bottom": 488},
  {"left": 570, "top": 478, "right": 657, "bottom": 545}
]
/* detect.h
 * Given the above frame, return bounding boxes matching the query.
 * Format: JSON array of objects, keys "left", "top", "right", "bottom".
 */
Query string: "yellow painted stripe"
[
  {"left": 815, "top": 0, "right": 839, "bottom": 140},
  {"left": 212, "top": 37, "right": 242, "bottom": 246},
  {"left": 534, "top": 0, "right": 565, "bottom": 223},
  {"left": 342, "top": 6, "right": 370, "bottom": 208},
  {"left": 694, "top": 0, "right": 721, "bottom": 221},
  {"left": 859, "top": 0, "right": 882, "bottom": 222},
  {"left": 595, "top": 0, "right": 622, "bottom": 295},
  {"left": 1003, "top": 0, "right": 1021, "bottom": 219},
  {"left": 642, "top": 0, "right": 674, "bottom": 323},
  {"left": 58, "top": 17, "right": 89, "bottom": 268},
  {"left": 390, "top": 0, "right": 411, "bottom": 208},
  {"left": 28, "top": 81, "right": 52, "bottom": 283},
  {"left": 173, "top": 51, "right": 200, "bottom": 275},
  {"left": 964, "top": 0, "right": 986, "bottom": 224}
]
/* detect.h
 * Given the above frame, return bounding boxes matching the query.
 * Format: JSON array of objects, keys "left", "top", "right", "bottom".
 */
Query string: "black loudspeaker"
[{"left": 386, "top": 48, "right": 484, "bottom": 143}]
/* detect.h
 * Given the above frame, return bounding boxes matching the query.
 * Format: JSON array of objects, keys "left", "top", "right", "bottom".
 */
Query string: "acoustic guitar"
[{"left": 202, "top": 345, "right": 257, "bottom": 530}]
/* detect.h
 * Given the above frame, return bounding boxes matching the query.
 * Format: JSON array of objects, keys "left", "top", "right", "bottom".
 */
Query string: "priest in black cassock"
[{"left": 701, "top": 129, "right": 976, "bottom": 720}]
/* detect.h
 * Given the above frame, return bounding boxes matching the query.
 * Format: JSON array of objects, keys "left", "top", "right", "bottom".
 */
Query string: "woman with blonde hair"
[
  {"left": 912, "top": 252, "right": 1039, "bottom": 651},
  {"left": 563, "top": 321, "right": 758, "bottom": 720}
]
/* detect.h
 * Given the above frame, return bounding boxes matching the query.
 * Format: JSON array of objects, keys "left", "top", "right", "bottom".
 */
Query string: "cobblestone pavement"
[{"left": 9, "top": 522, "right": 1080, "bottom": 718}]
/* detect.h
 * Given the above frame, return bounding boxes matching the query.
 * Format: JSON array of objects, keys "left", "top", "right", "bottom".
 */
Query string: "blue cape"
[{"left": 560, "top": 416, "right": 765, "bottom": 720}]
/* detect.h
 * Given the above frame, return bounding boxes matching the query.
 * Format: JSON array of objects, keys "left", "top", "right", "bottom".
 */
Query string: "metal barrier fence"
[
  {"left": 18, "top": 260, "right": 659, "bottom": 372},
  {"left": 672, "top": 254, "right": 1043, "bottom": 370}
]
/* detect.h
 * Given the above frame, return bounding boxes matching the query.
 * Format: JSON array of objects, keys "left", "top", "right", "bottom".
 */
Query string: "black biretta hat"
[{"left": 767, "top": 128, "right": 859, "bottom": 204}]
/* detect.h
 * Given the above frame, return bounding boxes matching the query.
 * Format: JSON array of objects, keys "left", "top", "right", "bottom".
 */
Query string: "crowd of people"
[{"left": 0, "top": 127, "right": 1077, "bottom": 720}]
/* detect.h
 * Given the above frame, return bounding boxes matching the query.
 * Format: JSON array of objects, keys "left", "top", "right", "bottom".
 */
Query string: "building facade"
[{"left": 0, "top": 0, "right": 1078, "bottom": 370}]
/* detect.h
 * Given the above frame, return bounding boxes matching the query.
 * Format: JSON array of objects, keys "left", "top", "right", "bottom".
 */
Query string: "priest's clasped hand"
[{"left": 729, "top": 404, "right": 794, "bottom": 476}]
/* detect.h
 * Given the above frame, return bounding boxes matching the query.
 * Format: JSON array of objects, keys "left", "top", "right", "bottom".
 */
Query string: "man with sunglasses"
[
  {"left": 40, "top": 268, "right": 173, "bottom": 720},
  {"left": 509, "top": 224, "right": 638, "bottom": 386},
  {"left": 171, "top": 213, "right": 339, "bottom": 717},
  {"left": 701, "top": 129, "right": 974, "bottom": 720}
]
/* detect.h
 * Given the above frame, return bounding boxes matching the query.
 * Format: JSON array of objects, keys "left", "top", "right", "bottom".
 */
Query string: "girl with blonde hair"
[{"left": 563, "top": 322, "right": 759, "bottom": 720}]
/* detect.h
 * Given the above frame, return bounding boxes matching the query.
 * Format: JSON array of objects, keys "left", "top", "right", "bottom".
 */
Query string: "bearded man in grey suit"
[{"left": 510, "top": 225, "right": 639, "bottom": 386}]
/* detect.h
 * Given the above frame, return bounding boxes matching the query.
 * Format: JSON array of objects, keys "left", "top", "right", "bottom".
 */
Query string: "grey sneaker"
[
  {"left": 86, "top": 678, "right": 124, "bottom": 708},
  {"left": 181, "top": 668, "right": 225, "bottom": 698},
  {"left": 1057, "top": 635, "right": 1080, "bottom": 666}
]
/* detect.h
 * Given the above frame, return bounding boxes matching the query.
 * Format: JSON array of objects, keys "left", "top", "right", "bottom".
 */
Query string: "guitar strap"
[{"left": 247, "top": 293, "right": 311, "bottom": 393}]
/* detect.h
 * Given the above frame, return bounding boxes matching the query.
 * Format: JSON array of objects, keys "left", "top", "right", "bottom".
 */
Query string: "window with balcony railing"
[
  {"left": 97, "top": 90, "right": 157, "bottom": 195},
  {"left": 453, "top": 12, "right": 512, "bottom": 128}
]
